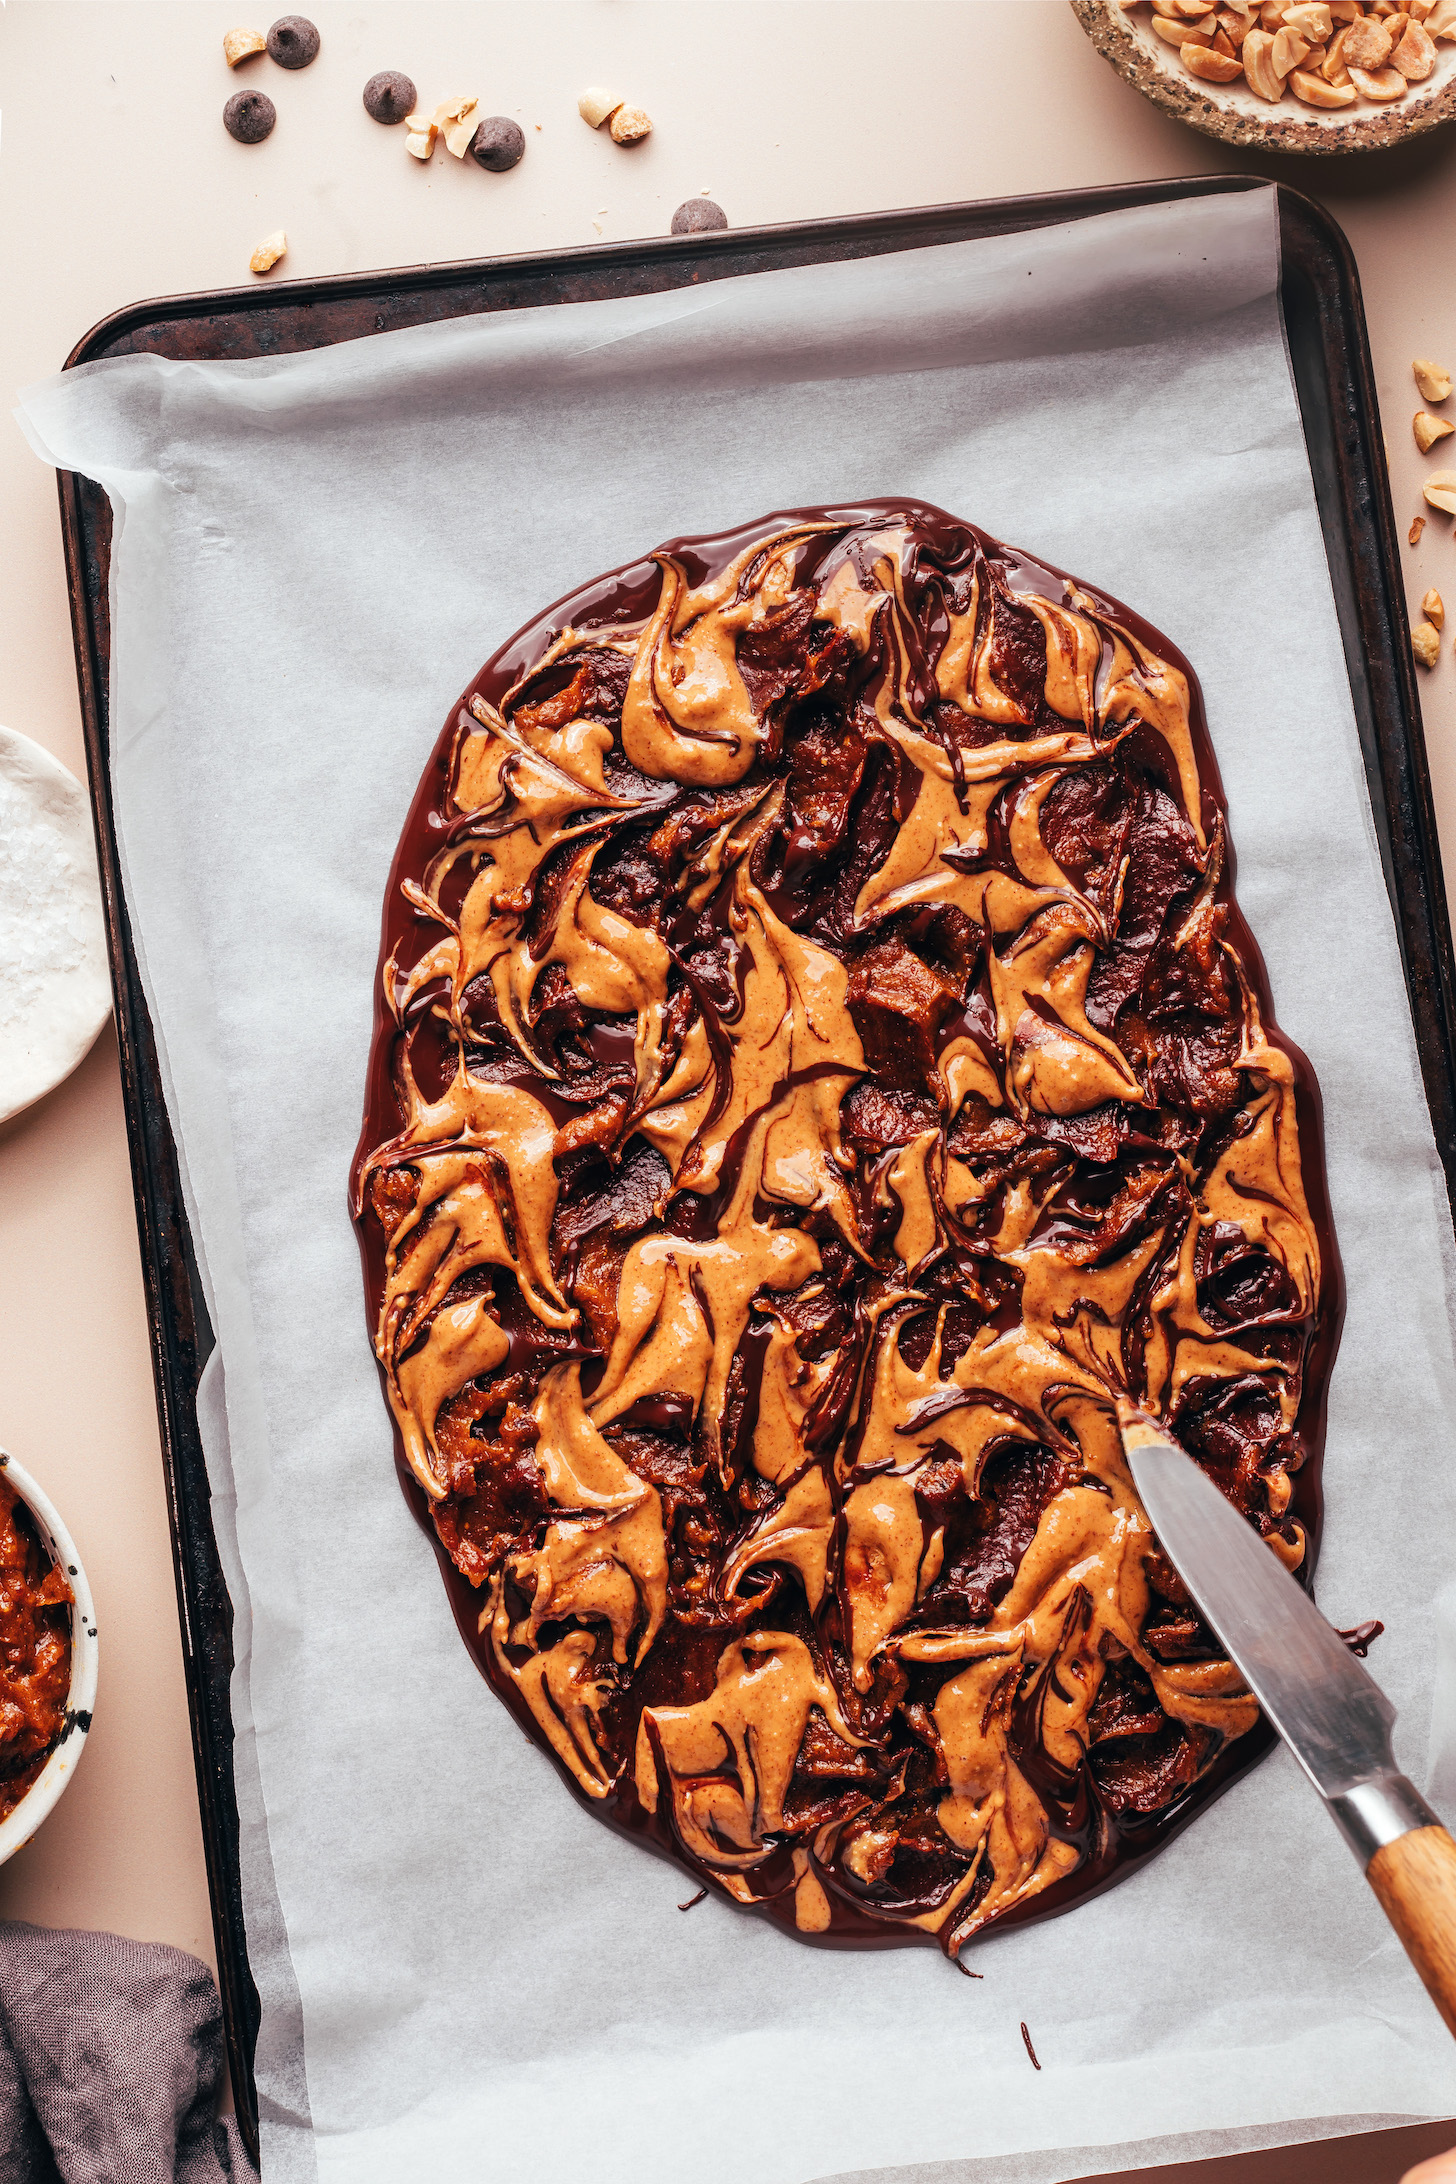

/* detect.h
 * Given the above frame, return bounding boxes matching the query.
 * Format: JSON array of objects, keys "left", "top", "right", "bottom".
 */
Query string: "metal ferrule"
[{"left": 1326, "top": 1773, "right": 1441, "bottom": 1868}]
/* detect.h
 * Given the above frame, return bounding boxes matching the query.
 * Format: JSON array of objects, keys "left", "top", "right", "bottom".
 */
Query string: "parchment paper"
[{"left": 19, "top": 186, "right": 1456, "bottom": 2184}]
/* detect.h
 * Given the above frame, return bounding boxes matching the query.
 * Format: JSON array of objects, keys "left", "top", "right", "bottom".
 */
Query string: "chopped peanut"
[
  {"left": 1344, "top": 13, "right": 1395, "bottom": 61},
  {"left": 1415, "top": 358, "right": 1454, "bottom": 402},
  {"left": 1271, "top": 23, "right": 1314, "bottom": 67},
  {"left": 1415, "top": 412, "right": 1455, "bottom": 452},
  {"left": 1323, "top": 26, "right": 1355, "bottom": 75},
  {"left": 1411, "top": 516, "right": 1428, "bottom": 545},
  {"left": 434, "top": 96, "right": 481, "bottom": 157},
  {"left": 1392, "top": 20, "right": 1438, "bottom": 69},
  {"left": 1186, "top": 37, "right": 1247, "bottom": 68},
  {"left": 1142, "top": 0, "right": 1454, "bottom": 111},
  {"left": 223, "top": 26, "right": 267, "bottom": 65},
  {"left": 1242, "top": 27, "right": 1288, "bottom": 90},
  {"left": 577, "top": 87, "right": 623, "bottom": 127},
  {"left": 608, "top": 104, "right": 653, "bottom": 142},
  {"left": 1413, "top": 620, "right": 1441, "bottom": 667},
  {"left": 404, "top": 115, "right": 438, "bottom": 157},
  {"left": 1423, "top": 587, "right": 1445, "bottom": 628},
  {"left": 1292, "top": 62, "right": 1358, "bottom": 93},
  {"left": 1422, "top": 471, "right": 1456, "bottom": 513},
  {"left": 249, "top": 230, "right": 287, "bottom": 274}
]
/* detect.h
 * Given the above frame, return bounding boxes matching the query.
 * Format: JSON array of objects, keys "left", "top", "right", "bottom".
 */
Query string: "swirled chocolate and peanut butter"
[{"left": 353, "top": 503, "right": 1335, "bottom": 1955}]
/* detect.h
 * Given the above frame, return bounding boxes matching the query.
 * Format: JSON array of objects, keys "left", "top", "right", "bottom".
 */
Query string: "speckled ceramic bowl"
[
  {"left": 1072, "top": 0, "right": 1456, "bottom": 149},
  {"left": 0, "top": 1452, "right": 98, "bottom": 1868}
]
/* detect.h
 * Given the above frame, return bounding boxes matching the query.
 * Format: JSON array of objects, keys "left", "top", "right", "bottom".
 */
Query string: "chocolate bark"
[{"left": 352, "top": 503, "right": 1340, "bottom": 1954}]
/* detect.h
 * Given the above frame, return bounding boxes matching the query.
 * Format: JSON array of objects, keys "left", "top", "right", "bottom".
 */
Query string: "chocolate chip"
[
  {"left": 469, "top": 115, "right": 526, "bottom": 172},
  {"left": 363, "top": 70, "right": 416, "bottom": 124},
  {"left": 670, "top": 198, "right": 728, "bottom": 235},
  {"left": 224, "top": 89, "right": 277, "bottom": 144},
  {"left": 267, "top": 14, "right": 319, "bottom": 67}
]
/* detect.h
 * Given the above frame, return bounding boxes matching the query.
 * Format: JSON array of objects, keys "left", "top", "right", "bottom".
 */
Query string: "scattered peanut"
[
  {"left": 1415, "top": 411, "right": 1455, "bottom": 451},
  {"left": 403, "top": 111, "right": 438, "bottom": 158},
  {"left": 223, "top": 26, "right": 267, "bottom": 66},
  {"left": 1411, "top": 515, "right": 1428, "bottom": 544},
  {"left": 1424, "top": 587, "right": 1446, "bottom": 627},
  {"left": 435, "top": 96, "right": 480, "bottom": 157},
  {"left": 1415, "top": 358, "right": 1453, "bottom": 402},
  {"left": 1413, "top": 619, "right": 1441, "bottom": 666},
  {"left": 249, "top": 230, "right": 287, "bottom": 274},
  {"left": 608, "top": 104, "right": 653, "bottom": 142},
  {"left": 1126, "top": 0, "right": 1456, "bottom": 102},
  {"left": 1422, "top": 470, "right": 1456, "bottom": 512},
  {"left": 577, "top": 86, "right": 624, "bottom": 128}
]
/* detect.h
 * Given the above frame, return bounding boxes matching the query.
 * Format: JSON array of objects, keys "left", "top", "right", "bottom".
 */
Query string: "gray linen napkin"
[{"left": 0, "top": 1921, "right": 257, "bottom": 2182}]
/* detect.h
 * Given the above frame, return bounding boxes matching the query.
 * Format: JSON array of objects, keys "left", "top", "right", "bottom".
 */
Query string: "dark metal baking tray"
[{"left": 54, "top": 176, "right": 1456, "bottom": 2161}]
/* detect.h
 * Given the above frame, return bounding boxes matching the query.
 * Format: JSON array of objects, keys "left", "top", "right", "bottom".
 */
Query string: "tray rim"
[{"left": 52, "top": 174, "right": 1456, "bottom": 2163}]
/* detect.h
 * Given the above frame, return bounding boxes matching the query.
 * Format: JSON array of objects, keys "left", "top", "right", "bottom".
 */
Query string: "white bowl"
[
  {"left": 1072, "top": 0, "right": 1456, "bottom": 152},
  {"left": 0, "top": 1451, "right": 98, "bottom": 1866}
]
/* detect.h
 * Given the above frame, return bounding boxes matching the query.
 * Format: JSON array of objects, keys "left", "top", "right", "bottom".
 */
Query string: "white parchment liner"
[{"left": 18, "top": 186, "right": 1456, "bottom": 2182}]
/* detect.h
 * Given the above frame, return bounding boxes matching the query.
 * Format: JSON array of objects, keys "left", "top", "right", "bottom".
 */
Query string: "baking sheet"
[{"left": 18, "top": 184, "right": 1456, "bottom": 2183}]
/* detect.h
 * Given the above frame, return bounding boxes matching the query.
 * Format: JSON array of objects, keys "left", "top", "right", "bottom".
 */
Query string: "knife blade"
[{"left": 1123, "top": 1414, "right": 1456, "bottom": 2038}]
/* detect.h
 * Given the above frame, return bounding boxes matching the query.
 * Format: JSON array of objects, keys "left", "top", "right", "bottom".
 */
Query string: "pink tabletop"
[{"left": 0, "top": 5, "right": 1452, "bottom": 2175}]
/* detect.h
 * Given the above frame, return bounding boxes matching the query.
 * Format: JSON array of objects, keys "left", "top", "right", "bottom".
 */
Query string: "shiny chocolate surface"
[{"left": 352, "top": 502, "right": 1338, "bottom": 1954}]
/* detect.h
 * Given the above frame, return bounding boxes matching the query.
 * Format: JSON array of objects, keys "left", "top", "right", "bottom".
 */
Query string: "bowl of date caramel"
[{"left": 0, "top": 1451, "right": 97, "bottom": 1865}]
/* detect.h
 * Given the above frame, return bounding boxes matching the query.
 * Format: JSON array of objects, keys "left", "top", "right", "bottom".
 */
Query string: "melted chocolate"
[{"left": 351, "top": 502, "right": 1341, "bottom": 1958}]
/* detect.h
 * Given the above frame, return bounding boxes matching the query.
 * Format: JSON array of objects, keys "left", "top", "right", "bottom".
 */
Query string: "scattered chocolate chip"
[
  {"left": 267, "top": 14, "right": 319, "bottom": 67},
  {"left": 1338, "top": 1618, "right": 1385, "bottom": 1657},
  {"left": 469, "top": 115, "right": 525, "bottom": 172},
  {"left": 670, "top": 197, "right": 728, "bottom": 235},
  {"left": 224, "top": 88, "right": 276, "bottom": 143},
  {"left": 363, "top": 70, "right": 416, "bottom": 124}
]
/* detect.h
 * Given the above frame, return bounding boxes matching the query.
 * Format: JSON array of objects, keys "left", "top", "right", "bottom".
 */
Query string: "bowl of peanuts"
[{"left": 1072, "top": 0, "right": 1456, "bottom": 149}]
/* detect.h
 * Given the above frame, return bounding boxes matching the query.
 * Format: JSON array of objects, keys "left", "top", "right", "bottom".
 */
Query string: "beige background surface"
[{"left": 1, "top": 4, "right": 1454, "bottom": 2178}]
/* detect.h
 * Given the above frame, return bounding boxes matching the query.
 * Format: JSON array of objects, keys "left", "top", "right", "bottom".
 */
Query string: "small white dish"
[
  {"left": 0, "top": 724, "right": 112, "bottom": 1127},
  {"left": 0, "top": 1451, "right": 98, "bottom": 1868}
]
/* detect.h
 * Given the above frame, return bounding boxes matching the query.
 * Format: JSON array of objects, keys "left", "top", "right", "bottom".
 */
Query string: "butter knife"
[{"left": 1122, "top": 1414, "right": 1456, "bottom": 2037}]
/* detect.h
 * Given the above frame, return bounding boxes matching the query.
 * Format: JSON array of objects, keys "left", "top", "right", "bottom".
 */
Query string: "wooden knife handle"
[{"left": 1367, "top": 1825, "right": 1456, "bottom": 2039}]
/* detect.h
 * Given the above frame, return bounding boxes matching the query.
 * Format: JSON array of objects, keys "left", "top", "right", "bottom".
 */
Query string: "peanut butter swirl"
[{"left": 353, "top": 502, "right": 1337, "bottom": 1956}]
